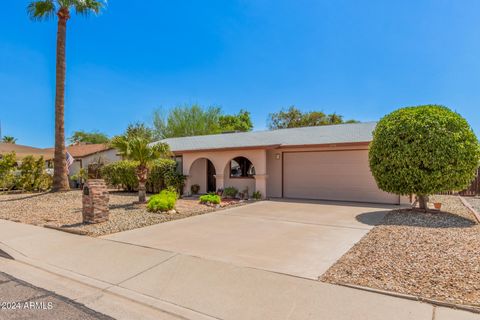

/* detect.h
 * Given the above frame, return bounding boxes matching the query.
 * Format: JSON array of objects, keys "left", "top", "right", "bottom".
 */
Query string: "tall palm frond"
[
  {"left": 75, "top": 0, "right": 106, "bottom": 16},
  {"left": 111, "top": 136, "right": 171, "bottom": 166},
  {"left": 27, "top": 0, "right": 55, "bottom": 20}
]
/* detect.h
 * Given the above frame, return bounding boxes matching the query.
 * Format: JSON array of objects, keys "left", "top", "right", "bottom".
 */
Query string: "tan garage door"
[{"left": 283, "top": 150, "right": 399, "bottom": 204}]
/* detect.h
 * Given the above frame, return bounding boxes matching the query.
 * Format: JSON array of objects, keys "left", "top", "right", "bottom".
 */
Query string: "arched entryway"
[
  {"left": 188, "top": 157, "right": 216, "bottom": 194},
  {"left": 206, "top": 159, "right": 216, "bottom": 192}
]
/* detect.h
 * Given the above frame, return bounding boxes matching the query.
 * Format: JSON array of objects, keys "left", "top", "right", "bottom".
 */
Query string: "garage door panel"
[{"left": 283, "top": 151, "right": 398, "bottom": 204}]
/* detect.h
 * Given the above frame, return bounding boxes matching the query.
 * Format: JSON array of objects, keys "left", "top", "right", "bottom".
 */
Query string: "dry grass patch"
[
  {"left": 0, "top": 191, "right": 247, "bottom": 237},
  {"left": 321, "top": 195, "right": 480, "bottom": 308}
]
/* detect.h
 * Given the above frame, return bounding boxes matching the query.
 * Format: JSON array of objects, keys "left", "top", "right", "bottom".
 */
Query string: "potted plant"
[
  {"left": 190, "top": 184, "right": 200, "bottom": 195},
  {"left": 433, "top": 202, "right": 442, "bottom": 210}
]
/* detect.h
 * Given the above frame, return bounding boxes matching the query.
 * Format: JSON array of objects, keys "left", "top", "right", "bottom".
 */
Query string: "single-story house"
[
  {"left": 1, "top": 143, "right": 120, "bottom": 178},
  {"left": 156, "top": 122, "right": 409, "bottom": 205},
  {"left": 0, "top": 143, "right": 53, "bottom": 162},
  {"left": 44, "top": 143, "right": 121, "bottom": 177}
]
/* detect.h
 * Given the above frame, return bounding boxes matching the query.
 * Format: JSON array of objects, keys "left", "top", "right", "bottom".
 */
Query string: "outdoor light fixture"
[{"left": 275, "top": 153, "right": 281, "bottom": 160}]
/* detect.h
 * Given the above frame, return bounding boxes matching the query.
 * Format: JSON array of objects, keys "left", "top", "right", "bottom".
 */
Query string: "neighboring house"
[
  {"left": 0, "top": 143, "right": 54, "bottom": 163},
  {"left": 45, "top": 143, "right": 121, "bottom": 177},
  {"left": 155, "top": 122, "right": 409, "bottom": 204},
  {"left": 0, "top": 143, "right": 119, "bottom": 176}
]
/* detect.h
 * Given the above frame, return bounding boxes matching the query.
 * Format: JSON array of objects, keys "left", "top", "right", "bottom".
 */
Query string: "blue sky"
[{"left": 1, "top": 0, "right": 480, "bottom": 147}]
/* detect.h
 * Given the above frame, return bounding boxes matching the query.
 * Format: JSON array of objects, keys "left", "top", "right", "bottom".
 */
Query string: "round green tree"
[{"left": 369, "top": 105, "right": 480, "bottom": 210}]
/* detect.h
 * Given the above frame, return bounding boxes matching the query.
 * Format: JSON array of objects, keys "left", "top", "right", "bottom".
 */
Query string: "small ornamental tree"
[
  {"left": 111, "top": 136, "right": 171, "bottom": 203},
  {"left": 369, "top": 105, "right": 480, "bottom": 210}
]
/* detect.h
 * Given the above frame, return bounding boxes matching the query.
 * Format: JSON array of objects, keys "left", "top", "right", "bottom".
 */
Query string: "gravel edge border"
[
  {"left": 459, "top": 196, "right": 480, "bottom": 223},
  {"left": 41, "top": 200, "right": 255, "bottom": 237},
  {"left": 334, "top": 282, "right": 480, "bottom": 314}
]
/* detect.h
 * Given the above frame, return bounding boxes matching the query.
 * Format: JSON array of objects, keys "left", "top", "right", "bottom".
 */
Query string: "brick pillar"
[{"left": 82, "top": 179, "right": 109, "bottom": 224}]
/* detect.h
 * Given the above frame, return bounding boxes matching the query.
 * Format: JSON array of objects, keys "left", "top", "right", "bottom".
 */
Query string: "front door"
[{"left": 207, "top": 160, "right": 216, "bottom": 193}]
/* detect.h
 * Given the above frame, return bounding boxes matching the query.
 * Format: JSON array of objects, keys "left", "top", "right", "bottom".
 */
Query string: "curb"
[
  {"left": 333, "top": 282, "right": 480, "bottom": 314},
  {"left": 459, "top": 196, "right": 480, "bottom": 223},
  {"left": 44, "top": 224, "right": 89, "bottom": 236},
  {"left": 0, "top": 242, "right": 216, "bottom": 320}
]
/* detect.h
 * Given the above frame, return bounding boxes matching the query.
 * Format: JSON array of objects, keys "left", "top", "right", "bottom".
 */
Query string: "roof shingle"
[{"left": 156, "top": 122, "right": 377, "bottom": 152}]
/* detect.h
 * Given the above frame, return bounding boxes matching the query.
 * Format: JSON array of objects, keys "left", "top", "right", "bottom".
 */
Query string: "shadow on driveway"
[{"left": 356, "top": 209, "right": 476, "bottom": 228}]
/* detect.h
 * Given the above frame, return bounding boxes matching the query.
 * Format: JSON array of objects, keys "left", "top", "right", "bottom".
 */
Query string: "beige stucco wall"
[
  {"left": 69, "top": 149, "right": 121, "bottom": 177},
  {"left": 266, "top": 149, "right": 282, "bottom": 198},
  {"left": 181, "top": 145, "right": 409, "bottom": 204},
  {"left": 189, "top": 158, "right": 208, "bottom": 194},
  {"left": 182, "top": 149, "right": 267, "bottom": 198}
]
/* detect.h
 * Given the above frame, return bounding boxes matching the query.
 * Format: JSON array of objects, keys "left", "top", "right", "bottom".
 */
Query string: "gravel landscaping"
[
  {"left": 0, "top": 191, "right": 248, "bottom": 237},
  {"left": 321, "top": 195, "right": 480, "bottom": 309},
  {"left": 465, "top": 196, "right": 480, "bottom": 218}
]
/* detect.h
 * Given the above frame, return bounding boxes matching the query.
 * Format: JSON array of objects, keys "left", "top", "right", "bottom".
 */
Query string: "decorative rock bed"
[
  {"left": 321, "top": 195, "right": 480, "bottom": 309},
  {"left": 0, "top": 191, "right": 249, "bottom": 237}
]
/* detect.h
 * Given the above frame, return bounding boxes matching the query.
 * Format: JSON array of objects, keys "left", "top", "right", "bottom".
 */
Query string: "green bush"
[
  {"left": 223, "top": 186, "right": 238, "bottom": 198},
  {"left": 199, "top": 194, "right": 221, "bottom": 205},
  {"left": 146, "top": 159, "right": 178, "bottom": 193},
  {"left": 101, "top": 159, "right": 185, "bottom": 194},
  {"left": 16, "top": 156, "right": 52, "bottom": 192},
  {"left": 369, "top": 105, "right": 480, "bottom": 209},
  {"left": 101, "top": 160, "right": 138, "bottom": 191},
  {"left": 252, "top": 190, "right": 262, "bottom": 200},
  {"left": 147, "top": 189, "right": 177, "bottom": 212},
  {"left": 0, "top": 152, "right": 17, "bottom": 191}
]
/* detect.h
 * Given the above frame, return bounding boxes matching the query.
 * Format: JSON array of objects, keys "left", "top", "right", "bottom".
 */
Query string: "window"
[
  {"left": 230, "top": 157, "right": 255, "bottom": 178},
  {"left": 174, "top": 156, "right": 183, "bottom": 174}
]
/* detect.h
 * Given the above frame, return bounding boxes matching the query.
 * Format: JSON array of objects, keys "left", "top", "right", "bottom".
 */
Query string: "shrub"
[
  {"left": 190, "top": 184, "right": 200, "bottom": 194},
  {"left": 199, "top": 194, "right": 221, "bottom": 205},
  {"left": 101, "top": 160, "right": 138, "bottom": 191},
  {"left": 223, "top": 186, "right": 238, "bottom": 198},
  {"left": 0, "top": 152, "right": 17, "bottom": 191},
  {"left": 101, "top": 159, "right": 184, "bottom": 194},
  {"left": 147, "top": 158, "right": 179, "bottom": 193},
  {"left": 369, "top": 105, "right": 480, "bottom": 210},
  {"left": 16, "top": 156, "right": 52, "bottom": 192},
  {"left": 252, "top": 191, "right": 262, "bottom": 200},
  {"left": 147, "top": 189, "right": 177, "bottom": 212},
  {"left": 164, "top": 169, "right": 186, "bottom": 195}
]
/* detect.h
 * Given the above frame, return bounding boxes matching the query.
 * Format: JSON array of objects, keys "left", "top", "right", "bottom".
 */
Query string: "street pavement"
[{"left": 0, "top": 271, "right": 114, "bottom": 320}]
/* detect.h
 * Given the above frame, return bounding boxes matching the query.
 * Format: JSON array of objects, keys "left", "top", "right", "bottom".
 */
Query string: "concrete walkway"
[{"left": 0, "top": 219, "right": 478, "bottom": 320}]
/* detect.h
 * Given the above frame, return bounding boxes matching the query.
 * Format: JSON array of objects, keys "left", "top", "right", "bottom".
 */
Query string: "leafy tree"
[
  {"left": 124, "top": 122, "right": 155, "bottom": 142},
  {"left": 111, "top": 133, "right": 170, "bottom": 203},
  {"left": 153, "top": 105, "right": 253, "bottom": 139},
  {"left": 2, "top": 136, "right": 17, "bottom": 144},
  {"left": 153, "top": 105, "right": 222, "bottom": 139},
  {"left": 69, "top": 131, "right": 109, "bottom": 144},
  {"left": 0, "top": 152, "right": 17, "bottom": 190},
  {"left": 267, "top": 106, "right": 358, "bottom": 129},
  {"left": 218, "top": 109, "right": 253, "bottom": 132},
  {"left": 27, "top": 0, "right": 106, "bottom": 192},
  {"left": 369, "top": 105, "right": 480, "bottom": 210},
  {"left": 16, "top": 156, "right": 52, "bottom": 192}
]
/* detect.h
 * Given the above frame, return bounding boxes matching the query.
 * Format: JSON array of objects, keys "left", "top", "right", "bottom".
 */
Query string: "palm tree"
[
  {"left": 111, "top": 136, "right": 171, "bottom": 203},
  {"left": 2, "top": 136, "right": 17, "bottom": 144},
  {"left": 27, "top": 0, "right": 106, "bottom": 191}
]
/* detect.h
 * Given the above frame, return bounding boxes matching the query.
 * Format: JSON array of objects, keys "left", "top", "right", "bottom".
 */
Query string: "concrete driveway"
[{"left": 104, "top": 200, "right": 398, "bottom": 279}]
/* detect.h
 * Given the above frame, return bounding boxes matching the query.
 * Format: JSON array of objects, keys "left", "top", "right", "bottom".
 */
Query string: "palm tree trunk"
[
  {"left": 52, "top": 9, "right": 70, "bottom": 192},
  {"left": 138, "top": 181, "right": 147, "bottom": 203}
]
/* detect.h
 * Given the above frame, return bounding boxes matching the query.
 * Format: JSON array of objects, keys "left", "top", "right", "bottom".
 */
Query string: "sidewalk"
[{"left": 0, "top": 219, "right": 478, "bottom": 320}]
